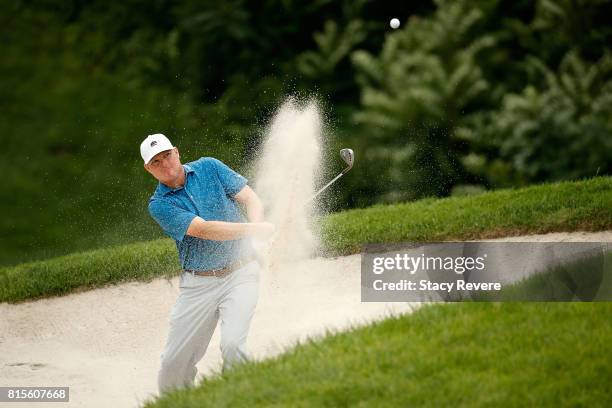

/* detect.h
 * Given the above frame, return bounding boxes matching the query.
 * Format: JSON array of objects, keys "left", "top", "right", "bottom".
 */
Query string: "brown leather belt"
[{"left": 184, "top": 256, "right": 256, "bottom": 279}]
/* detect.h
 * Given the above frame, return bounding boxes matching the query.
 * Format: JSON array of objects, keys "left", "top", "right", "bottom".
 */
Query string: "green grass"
[
  {"left": 320, "top": 176, "right": 612, "bottom": 255},
  {"left": 0, "top": 61, "right": 249, "bottom": 267},
  {"left": 1, "top": 177, "right": 610, "bottom": 303},
  {"left": 0, "top": 15, "right": 257, "bottom": 267},
  {"left": 142, "top": 263, "right": 612, "bottom": 407},
  {"left": 0, "top": 239, "right": 177, "bottom": 303},
  {"left": 138, "top": 253, "right": 612, "bottom": 407},
  {"left": 1, "top": 176, "right": 609, "bottom": 407},
  {"left": 141, "top": 301, "right": 612, "bottom": 407}
]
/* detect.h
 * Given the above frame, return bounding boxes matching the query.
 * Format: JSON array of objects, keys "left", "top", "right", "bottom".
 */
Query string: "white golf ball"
[{"left": 390, "top": 18, "right": 400, "bottom": 29}]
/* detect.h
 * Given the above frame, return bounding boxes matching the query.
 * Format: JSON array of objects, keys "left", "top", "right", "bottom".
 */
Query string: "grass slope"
[
  {"left": 142, "top": 301, "right": 612, "bottom": 407},
  {"left": 141, "top": 254, "right": 612, "bottom": 407},
  {"left": 0, "top": 12, "right": 257, "bottom": 267},
  {"left": 321, "top": 176, "right": 612, "bottom": 255},
  {"left": 1, "top": 176, "right": 610, "bottom": 303}
]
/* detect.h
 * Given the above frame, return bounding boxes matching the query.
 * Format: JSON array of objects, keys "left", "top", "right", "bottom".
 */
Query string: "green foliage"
[
  {"left": 469, "top": 51, "right": 612, "bottom": 184},
  {"left": 531, "top": 0, "right": 612, "bottom": 61},
  {"left": 296, "top": 19, "right": 367, "bottom": 93},
  {"left": 351, "top": 0, "right": 497, "bottom": 201},
  {"left": 2, "top": 0, "right": 611, "bottom": 264}
]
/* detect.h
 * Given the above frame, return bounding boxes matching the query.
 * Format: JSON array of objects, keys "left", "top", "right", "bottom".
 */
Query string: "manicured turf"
[
  {"left": 320, "top": 176, "right": 612, "bottom": 255},
  {"left": 0, "top": 239, "right": 177, "bottom": 303},
  {"left": 3, "top": 177, "right": 610, "bottom": 407},
  {"left": 1, "top": 177, "right": 610, "bottom": 303},
  {"left": 141, "top": 254, "right": 612, "bottom": 407},
  {"left": 141, "top": 300, "right": 612, "bottom": 407}
]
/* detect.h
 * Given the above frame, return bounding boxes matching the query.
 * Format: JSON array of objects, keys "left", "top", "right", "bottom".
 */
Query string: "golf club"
[
  {"left": 254, "top": 148, "right": 354, "bottom": 265},
  {"left": 307, "top": 148, "right": 354, "bottom": 203}
]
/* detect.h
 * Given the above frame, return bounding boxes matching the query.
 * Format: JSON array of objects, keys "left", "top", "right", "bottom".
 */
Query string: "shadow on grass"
[{"left": 471, "top": 250, "right": 611, "bottom": 301}]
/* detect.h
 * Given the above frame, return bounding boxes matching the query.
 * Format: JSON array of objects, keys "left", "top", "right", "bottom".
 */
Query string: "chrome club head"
[
  {"left": 306, "top": 147, "right": 355, "bottom": 203},
  {"left": 340, "top": 148, "right": 354, "bottom": 174}
]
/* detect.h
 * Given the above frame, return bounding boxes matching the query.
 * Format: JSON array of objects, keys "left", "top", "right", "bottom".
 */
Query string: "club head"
[{"left": 340, "top": 148, "right": 354, "bottom": 173}]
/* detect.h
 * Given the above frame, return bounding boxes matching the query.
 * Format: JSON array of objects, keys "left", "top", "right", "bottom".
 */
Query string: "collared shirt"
[{"left": 148, "top": 157, "right": 252, "bottom": 271}]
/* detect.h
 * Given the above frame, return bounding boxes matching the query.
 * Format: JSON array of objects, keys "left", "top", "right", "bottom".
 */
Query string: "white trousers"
[{"left": 157, "top": 260, "right": 260, "bottom": 394}]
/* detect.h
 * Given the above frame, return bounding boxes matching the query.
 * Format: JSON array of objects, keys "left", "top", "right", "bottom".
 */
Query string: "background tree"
[
  {"left": 469, "top": 51, "right": 612, "bottom": 184},
  {"left": 350, "top": 0, "right": 498, "bottom": 202},
  {"left": 2, "top": 0, "right": 611, "bottom": 265}
]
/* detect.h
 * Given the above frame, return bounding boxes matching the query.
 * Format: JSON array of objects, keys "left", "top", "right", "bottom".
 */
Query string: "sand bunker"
[
  {"left": 0, "top": 254, "right": 415, "bottom": 408},
  {"left": 1, "top": 230, "right": 610, "bottom": 408}
]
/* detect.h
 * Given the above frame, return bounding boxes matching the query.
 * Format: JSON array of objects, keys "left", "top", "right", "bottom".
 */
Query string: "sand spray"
[{"left": 251, "top": 97, "right": 325, "bottom": 278}]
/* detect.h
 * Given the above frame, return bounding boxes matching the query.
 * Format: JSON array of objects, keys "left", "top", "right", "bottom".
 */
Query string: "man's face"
[{"left": 144, "top": 147, "right": 183, "bottom": 184}]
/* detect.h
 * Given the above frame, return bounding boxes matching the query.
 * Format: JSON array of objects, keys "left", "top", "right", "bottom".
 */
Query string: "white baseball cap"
[{"left": 140, "top": 133, "right": 175, "bottom": 164}]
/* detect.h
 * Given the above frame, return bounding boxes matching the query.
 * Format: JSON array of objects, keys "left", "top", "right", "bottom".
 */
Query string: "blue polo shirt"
[{"left": 148, "top": 157, "right": 253, "bottom": 271}]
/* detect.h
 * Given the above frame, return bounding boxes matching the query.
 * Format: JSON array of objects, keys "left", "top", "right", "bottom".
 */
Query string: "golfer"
[{"left": 140, "top": 133, "right": 274, "bottom": 394}]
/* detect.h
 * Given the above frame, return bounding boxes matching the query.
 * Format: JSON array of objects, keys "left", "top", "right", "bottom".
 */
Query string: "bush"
[
  {"left": 469, "top": 51, "right": 612, "bottom": 185},
  {"left": 351, "top": 0, "right": 497, "bottom": 201}
]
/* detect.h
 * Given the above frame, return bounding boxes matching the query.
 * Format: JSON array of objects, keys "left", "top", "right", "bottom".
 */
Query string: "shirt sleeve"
[
  {"left": 210, "top": 158, "right": 248, "bottom": 197},
  {"left": 148, "top": 198, "right": 197, "bottom": 241}
]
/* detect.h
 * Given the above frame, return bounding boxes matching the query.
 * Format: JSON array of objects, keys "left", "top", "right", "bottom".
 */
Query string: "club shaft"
[{"left": 308, "top": 172, "right": 345, "bottom": 202}]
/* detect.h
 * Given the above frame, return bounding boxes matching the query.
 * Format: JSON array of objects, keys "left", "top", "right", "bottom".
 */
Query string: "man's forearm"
[{"left": 186, "top": 217, "right": 270, "bottom": 241}]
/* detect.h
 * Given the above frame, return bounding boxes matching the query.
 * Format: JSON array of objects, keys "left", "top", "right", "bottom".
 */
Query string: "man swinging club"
[{"left": 140, "top": 133, "right": 275, "bottom": 394}]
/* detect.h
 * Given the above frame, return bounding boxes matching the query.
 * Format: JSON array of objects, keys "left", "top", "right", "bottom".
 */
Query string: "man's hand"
[
  {"left": 252, "top": 222, "right": 276, "bottom": 240},
  {"left": 252, "top": 228, "right": 277, "bottom": 270}
]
